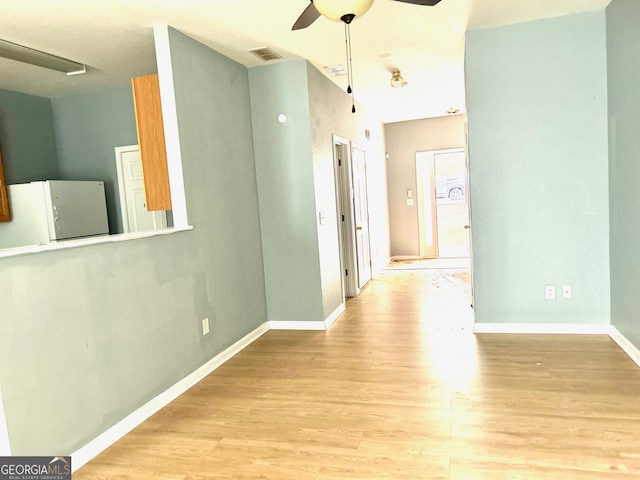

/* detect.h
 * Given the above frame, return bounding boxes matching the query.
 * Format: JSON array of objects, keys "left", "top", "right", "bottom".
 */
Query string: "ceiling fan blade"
[
  {"left": 292, "top": 2, "right": 321, "bottom": 30},
  {"left": 391, "top": 0, "right": 443, "bottom": 6}
]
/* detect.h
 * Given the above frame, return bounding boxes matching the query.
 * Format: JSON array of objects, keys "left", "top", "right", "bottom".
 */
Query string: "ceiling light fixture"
[
  {"left": 313, "top": 0, "right": 375, "bottom": 24},
  {"left": 390, "top": 71, "right": 407, "bottom": 88},
  {"left": 0, "top": 38, "right": 86, "bottom": 75}
]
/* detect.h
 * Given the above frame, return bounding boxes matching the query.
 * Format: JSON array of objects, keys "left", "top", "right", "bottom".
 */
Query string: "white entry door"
[
  {"left": 417, "top": 148, "right": 470, "bottom": 259},
  {"left": 351, "top": 146, "right": 372, "bottom": 289},
  {"left": 115, "top": 145, "right": 167, "bottom": 233},
  {"left": 434, "top": 149, "right": 470, "bottom": 258}
]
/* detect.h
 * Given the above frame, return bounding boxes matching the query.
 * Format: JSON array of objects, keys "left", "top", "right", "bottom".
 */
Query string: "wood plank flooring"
[{"left": 75, "top": 268, "right": 640, "bottom": 479}]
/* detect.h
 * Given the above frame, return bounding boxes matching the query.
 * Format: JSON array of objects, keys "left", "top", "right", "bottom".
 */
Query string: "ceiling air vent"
[
  {"left": 324, "top": 65, "right": 347, "bottom": 76},
  {"left": 248, "top": 47, "right": 283, "bottom": 62}
]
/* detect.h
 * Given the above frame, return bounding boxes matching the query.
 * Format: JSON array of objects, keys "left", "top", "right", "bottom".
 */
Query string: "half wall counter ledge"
[{"left": 0, "top": 225, "right": 194, "bottom": 259}]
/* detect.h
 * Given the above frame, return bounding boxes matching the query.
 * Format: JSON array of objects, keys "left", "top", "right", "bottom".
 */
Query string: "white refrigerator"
[{"left": 0, "top": 180, "right": 109, "bottom": 250}]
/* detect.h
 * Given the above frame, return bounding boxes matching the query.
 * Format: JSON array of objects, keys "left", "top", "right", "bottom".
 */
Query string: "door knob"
[
  {"left": 464, "top": 225, "right": 470, "bottom": 229},
  {"left": 356, "top": 226, "right": 363, "bottom": 230}
]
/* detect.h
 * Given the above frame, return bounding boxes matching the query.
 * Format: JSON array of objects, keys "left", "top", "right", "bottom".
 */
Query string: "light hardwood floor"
[{"left": 75, "top": 268, "right": 640, "bottom": 479}]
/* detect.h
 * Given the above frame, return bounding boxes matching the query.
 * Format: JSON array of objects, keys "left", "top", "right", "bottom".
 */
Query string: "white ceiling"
[{"left": 0, "top": 0, "right": 612, "bottom": 123}]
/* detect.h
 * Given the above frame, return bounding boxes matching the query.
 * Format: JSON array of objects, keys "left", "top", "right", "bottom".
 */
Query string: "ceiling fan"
[
  {"left": 292, "top": 0, "right": 443, "bottom": 31},
  {"left": 292, "top": 0, "right": 443, "bottom": 113}
]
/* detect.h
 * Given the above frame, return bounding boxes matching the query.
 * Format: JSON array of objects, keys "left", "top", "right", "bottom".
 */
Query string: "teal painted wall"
[
  {"left": 166, "top": 25, "right": 267, "bottom": 340},
  {"left": 607, "top": 0, "right": 640, "bottom": 348},
  {"left": 51, "top": 86, "right": 139, "bottom": 234},
  {"left": 305, "top": 64, "right": 388, "bottom": 317},
  {"left": 248, "top": 60, "right": 389, "bottom": 323},
  {"left": 465, "top": 12, "right": 610, "bottom": 324},
  {"left": 248, "top": 60, "right": 324, "bottom": 322},
  {"left": 0, "top": 89, "right": 59, "bottom": 184},
  {"left": 0, "top": 27, "right": 267, "bottom": 455}
]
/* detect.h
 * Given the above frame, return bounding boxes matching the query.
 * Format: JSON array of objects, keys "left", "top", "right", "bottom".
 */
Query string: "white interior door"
[
  {"left": 115, "top": 145, "right": 167, "bottom": 233},
  {"left": 351, "top": 145, "right": 372, "bottom": 289}
]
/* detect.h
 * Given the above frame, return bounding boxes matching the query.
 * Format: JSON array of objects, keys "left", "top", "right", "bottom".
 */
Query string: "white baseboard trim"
[
  {"left": 268, "top": 303, "right": 346, "bottom": 331},
  {"left": 375, "top": 257, "right": 393, "bottom": 274},
  {"left": 473, "top": 323, "right": 640, "bottom": 368},
  {"left": 473, "top": 323, "right": 612, "bottom": 335},
  {"left": 71, "top": 321, "right": 270, "bottom": 472},
  {"left": 609, "top": 326, "right": 640, "bottom": 368},
  {"left": 268, "top": 320, "right": 326, "bottom": 330},
  {"left": 0, "top": 386, "right": 11, "bottom": 456},
  {"left": 324, "top": 303, "right": 345, "bottom": 330}
]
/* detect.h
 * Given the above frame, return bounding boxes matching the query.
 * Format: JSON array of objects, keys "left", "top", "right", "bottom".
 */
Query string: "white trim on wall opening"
[
  {"left": 0, "top": 385, "right": 11, "bottom": 455},
  {"left": 153, "top": 24, "right": 189, "bottom": 229}
]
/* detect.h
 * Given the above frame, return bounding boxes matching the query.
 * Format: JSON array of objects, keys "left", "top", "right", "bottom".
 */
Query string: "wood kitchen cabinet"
[
  {"left": 0, "top": 146, "right": 11, "bottom": 222},
  {"left": 131, "top": 74, "right": 172, "bottom": 211}
]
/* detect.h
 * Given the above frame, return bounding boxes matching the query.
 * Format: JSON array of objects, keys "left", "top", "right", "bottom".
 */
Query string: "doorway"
[
  {"left": 416, "top": 148, "right": 470, "bottom": 260},
  {"left": 333, "top": 136, "right": 373, "bottom": 298}
]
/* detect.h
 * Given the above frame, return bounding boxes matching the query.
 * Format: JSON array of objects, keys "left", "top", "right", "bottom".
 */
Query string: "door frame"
[
  {"left": 464, "top": 122, "right": 475, "bottom": 310},
  {"left": 333, "top": 135, "right": 360, "bottom": 298},
  {"left": 115, "top": 145, "right": 138, "bottom": 233}
]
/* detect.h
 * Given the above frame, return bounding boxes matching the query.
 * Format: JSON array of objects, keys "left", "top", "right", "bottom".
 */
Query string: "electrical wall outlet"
[
  {"left": 562, "top": 285, "right": 572, "bottom": 299},
  {"left": 202, "top": 318, "right": 210, "bottom": 336},
  {"left": 544, "top": 285, "right": 556, "bottom": 300}
]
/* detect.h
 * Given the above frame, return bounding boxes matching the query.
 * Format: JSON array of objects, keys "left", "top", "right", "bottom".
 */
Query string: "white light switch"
[
  {"left": 318, "top": 211, "right": 326, "bottom": 224},
  {"left": 406, "top": 198, "right": 414, "bottom": 206},
  {"left": 407, "top": 189, "right": 413, "bottom": 198}
]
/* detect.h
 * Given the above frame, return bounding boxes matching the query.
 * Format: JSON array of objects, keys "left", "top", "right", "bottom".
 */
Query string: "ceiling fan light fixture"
[
  {"left": 313, "top": 0, "right": 375, "bottom": 23},
  {"left": 390, "top": 71, "right": 406, "bottom": 88}
]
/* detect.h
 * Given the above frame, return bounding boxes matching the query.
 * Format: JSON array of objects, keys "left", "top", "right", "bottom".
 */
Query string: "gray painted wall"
[
  {"left": 306, "top": 64, "right": 388, "bottom": 317},
  {"left": 607, "top": 0, "right": 640, "bottom": 348},
  {"left": 385, "top": 115, "right": 466, "bottom": 257},
  {"left": 249, "top": 59, "right": 389, "bottom": 323},
  {"left": 0, "top": 89, "right": 59, "bottom": 184},
  {"left": 51, "top": 86, "right": 139, "bottom": 234},
  {"left": 465, "top": 12, "right": 610, "bottom": 325},
  {"left": 248, "top": 60, "right": 324, "bottom": 322},
  {"left": 0, "top": 27, "right": 267, "bottom": 456}
]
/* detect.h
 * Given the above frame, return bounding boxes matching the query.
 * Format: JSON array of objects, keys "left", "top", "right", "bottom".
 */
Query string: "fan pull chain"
[{"left": 344, "top": 22, "right": 356, "bottom": 113}]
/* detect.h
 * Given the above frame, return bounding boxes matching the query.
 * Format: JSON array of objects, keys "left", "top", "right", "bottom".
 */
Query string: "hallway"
[{"left": 76, "top": 268, "right": 640, "bottom": 479}]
